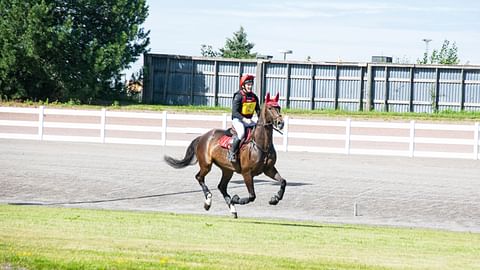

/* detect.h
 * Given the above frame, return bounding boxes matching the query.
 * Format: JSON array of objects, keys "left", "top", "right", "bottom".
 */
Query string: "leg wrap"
[
  {"left": 277, "top": 180, "right": 286, "bottom": 200},
  {"left": 230, "top": 194, "right": 255, "bottom": 205}
]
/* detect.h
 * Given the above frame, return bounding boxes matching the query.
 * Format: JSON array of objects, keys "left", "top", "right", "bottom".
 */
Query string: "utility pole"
[
  {"left": 278, "top": 49, "right": 293, "bottom": 60},
  {"left": 422, "top": 38, "right": 432, "bottom": 56}
]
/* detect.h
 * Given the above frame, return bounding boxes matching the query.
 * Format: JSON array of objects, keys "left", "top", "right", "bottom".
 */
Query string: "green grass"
[
  {"left": 2, "top": 100, "right": 480, "bottom": 121},
  {"left": 1, "top": 205, "right": 479, "bottom": 269}
]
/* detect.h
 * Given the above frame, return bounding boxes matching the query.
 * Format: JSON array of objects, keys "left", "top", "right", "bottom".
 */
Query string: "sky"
[{"left": 125, "top": 0, "right": 480, "bottom": 77}]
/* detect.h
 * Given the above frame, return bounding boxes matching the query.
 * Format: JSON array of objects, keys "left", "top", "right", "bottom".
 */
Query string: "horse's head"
[{"left": 263, "top": 92, "right": 284, "bottom": 131}]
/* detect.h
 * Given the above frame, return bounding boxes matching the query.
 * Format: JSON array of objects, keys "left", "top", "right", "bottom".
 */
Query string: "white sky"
[{"left": 125, "top": 0, "right": 480, "bottom": 77}]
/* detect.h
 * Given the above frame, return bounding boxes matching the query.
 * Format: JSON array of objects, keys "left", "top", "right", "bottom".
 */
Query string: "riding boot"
[{"left": 228, "top": 136, "right": 241, "bottom": 162}]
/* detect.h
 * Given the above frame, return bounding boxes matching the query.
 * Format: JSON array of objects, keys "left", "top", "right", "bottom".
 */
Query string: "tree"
[
  {"left": 0, "top": 1, "right": 54, "bottom": 100},
  {"left": 219, "top": 26, "right": 256, "bottom": 59},
  {"left": 0, "top": 0, "right": 150, "bottom": 103},
  {"left": 418, "top": 40, "right": 460, "bottom": 65},
  {"left": 200, "top": 44, "right": 219, "bottom": 57}
]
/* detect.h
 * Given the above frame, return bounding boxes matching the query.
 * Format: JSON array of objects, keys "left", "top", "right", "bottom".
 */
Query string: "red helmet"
[{"left": 240, "top": 74, "right": 255, "bottom": 87}]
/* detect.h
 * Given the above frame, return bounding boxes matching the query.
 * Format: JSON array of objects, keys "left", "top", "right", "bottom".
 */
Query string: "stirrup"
[{"left": 227, "top": 150, "right": 236, "bottom": 162}]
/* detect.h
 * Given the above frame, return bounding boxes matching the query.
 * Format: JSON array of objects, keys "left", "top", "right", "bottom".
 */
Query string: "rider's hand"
[{"left": 243, "top": 118, "right": 252, "bottom": 124}]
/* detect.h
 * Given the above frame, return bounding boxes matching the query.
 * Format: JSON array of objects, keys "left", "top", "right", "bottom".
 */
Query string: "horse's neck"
[{"left": 253, "top": 116, "right": 273, "bottom": 149}]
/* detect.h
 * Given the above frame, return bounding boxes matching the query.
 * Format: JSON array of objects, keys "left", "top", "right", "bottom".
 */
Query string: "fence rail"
[{"left": 1, "top": 106, "right": 479, "bottom": 160}]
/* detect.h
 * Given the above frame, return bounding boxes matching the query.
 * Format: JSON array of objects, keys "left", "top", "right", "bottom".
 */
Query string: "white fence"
[{"left": 0, "top": 106, "right": 479, "bottom": 160}]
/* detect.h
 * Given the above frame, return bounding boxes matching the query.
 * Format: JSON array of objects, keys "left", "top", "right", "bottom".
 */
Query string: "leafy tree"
[
  {"left": 219, "top": 26, "right": 256, "bottom": 59},
  {"left": 0, "top": 0, "right": 150, "bottom": 103},
  {"left": 0, "top": 1, "right": 53, "bottom": 100},
  {"left": 418, "top": 40, "right": 460, "bottom": 65},
  {"left": 200, "top": 44, "right": 219, "bottom": 57}
]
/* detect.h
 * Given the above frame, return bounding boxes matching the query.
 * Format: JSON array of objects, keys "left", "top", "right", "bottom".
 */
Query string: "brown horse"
[{"left": 164, "top": 93, "right": 287, "bottom": 218}]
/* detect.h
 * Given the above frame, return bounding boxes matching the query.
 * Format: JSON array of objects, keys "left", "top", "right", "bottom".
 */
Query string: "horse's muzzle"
[{"left": 276, "top": 120, "right": 285, "bottom": 130}]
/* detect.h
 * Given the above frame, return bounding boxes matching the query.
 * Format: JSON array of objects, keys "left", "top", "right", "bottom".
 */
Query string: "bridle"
[
  {"left": 251, "top": 104, "right": 284, "bottom": 156},
  {"left": 257, "top": 105, "right": 284, "bottom": 134}
]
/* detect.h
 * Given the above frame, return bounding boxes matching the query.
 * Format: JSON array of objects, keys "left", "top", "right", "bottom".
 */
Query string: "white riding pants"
[{"left": 232, "top": 118, "right": 246, "bottom": 140}]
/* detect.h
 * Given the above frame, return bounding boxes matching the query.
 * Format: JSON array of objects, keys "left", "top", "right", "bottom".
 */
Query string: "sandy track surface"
[{"left": 1, "top": 139, "right": 479, "bottom": 232}]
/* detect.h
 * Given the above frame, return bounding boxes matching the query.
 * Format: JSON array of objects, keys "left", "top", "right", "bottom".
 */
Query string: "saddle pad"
[
  {"left": 218, "top": 135, "right": 232, "bottom": 149},
  {"left": 219, "top": 127, "right": 253, "bottom": 149}
]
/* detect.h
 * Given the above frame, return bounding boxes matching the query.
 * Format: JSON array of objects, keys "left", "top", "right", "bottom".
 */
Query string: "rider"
[{"left": 228, "top": 74, "right": 260, "bottom": 162}]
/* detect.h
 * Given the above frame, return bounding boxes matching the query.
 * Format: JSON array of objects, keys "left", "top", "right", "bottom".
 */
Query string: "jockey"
[{"left": 228, "top": 74, "right": 261, "bottom": 162}]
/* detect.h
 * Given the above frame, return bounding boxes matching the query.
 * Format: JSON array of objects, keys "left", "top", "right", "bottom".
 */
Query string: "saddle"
[{"left": 219, "top": 126, "right": 253, "bottom": 149}]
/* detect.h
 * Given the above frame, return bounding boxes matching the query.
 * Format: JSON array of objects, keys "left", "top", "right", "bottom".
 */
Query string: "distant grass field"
[
  {"left": 1, "top": 205, "right": 479, "bottom": 270},
  {"left": 2, "top": 100, "right": 480, "bottom": 121}
]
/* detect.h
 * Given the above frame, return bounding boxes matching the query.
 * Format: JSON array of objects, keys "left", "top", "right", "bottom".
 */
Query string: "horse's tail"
[{"left": 164, "top": 136, "right": 200, "bottom": 169}]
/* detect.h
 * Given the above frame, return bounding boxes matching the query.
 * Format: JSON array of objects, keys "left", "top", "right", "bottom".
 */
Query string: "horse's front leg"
[
  {"left": 230, "top": 173, "right": 256, "bottom": 217},
  {"left": 217, "top": 169, "right": 236, "bottom": 217},
  {"left": 264, "top": 166, "right": 287, "bottom": 205},
  {"left": 195, "top": 167, "right": 212, "bottom": 211}
]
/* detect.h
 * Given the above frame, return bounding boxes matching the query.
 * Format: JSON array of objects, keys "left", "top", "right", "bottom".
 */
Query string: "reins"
[{"left": 249, "top": 107, "right": 281, "bottom": 160}]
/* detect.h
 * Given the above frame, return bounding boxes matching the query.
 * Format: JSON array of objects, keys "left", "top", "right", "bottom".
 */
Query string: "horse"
[{"left": 164, "top": 92, "right": 287, "bottom": 218}]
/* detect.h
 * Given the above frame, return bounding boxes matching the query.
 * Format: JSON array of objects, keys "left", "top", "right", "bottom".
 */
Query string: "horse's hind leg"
[
  {"left": 217, "top": 169, "right": 236, "bottom": 217},
  {"left": 230, "top": 173, "right": 256, "bottom": 212},
  {"left": 264, "top": 166, "right": 287, "bottom": 205},
  {"left": 195, "top": 165, "right": 213, "bottom": 210}
]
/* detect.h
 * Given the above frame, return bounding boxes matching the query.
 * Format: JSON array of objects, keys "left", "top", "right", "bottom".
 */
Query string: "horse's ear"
[
  {"left": 265, "top": 92, "right": 271, "bottom": 103},
  {"left": 274, "top": 92, "right": 279, "bottom": 102}
]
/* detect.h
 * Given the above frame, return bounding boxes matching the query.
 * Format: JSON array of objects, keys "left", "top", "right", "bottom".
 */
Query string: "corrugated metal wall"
[{"left": 143, "top": 53, "right": 480, "bottom": 112}]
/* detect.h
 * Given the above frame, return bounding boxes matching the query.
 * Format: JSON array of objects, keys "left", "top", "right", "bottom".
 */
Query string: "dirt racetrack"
[{"left": 1, "top": 139, "right": 479, "bottom": 232}]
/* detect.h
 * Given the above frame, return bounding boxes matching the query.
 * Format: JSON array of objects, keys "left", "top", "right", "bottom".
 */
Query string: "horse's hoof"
[
  {"left": 230, "top": 204, "right": 237, "bottom": 218},
  {"left": 231, "top": 194, "right": 240, "bottom": 204},
  {"left": 204, "top": 203, "right": 211, "bottom": 211},
  {"left": 204, "top": 194, "right": 212, "bottom": 211},
  {"left": 269, "top": 196, "right": 279, "bottom": 205}
]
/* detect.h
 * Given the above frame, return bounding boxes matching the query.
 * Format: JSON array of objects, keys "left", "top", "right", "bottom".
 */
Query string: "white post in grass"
[
  {"left": 474, "top": 122, "right": 479, "bottom": 160},
  {"left": 100, "top": 108, "right": 107, "bottom": 143},
  {"left": 409, "top": 120, "right": 416, "bottom": 158},
  {"left": 222, "top": 113, "right": 228, "bottom": 129},
  {"left": 161, "top": 111, "right": 168, "bottom": 146},
  {"left": 345, "top": 118, "right": 351, "bottom": 154},
  {"left": 38, "top": 106, "right": 45, "bottom": 140},
  {"left": 283, "top": 116, "right": 289, "bottom": 152}
]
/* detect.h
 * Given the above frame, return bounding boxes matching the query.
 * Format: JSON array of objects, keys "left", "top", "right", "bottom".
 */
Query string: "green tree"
[
  {"left": 219, "top": 26, "right": 256, "bottom": 59},
  {"left": 0, "top": 1, "right": 53, "bottom": 100},
  {"left": 200, "top": 44, "right": 219, "bottom": 57},
  {"left": 418, "top": 40, "right": 460, "bottom": 65},
  {"left": 0, "top": 0, "right": 150, "bottom": 103}
]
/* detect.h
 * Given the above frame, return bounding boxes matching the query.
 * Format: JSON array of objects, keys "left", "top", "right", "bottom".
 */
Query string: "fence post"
[
  {"left": 409, "top": 66, "right": 414, "bottom": 112},
  {"left": 474, "top": 122, "right": 479, "bottom": 160},
  {"left": 384, "top": 66, "right": 389, "bottom": 112},
  {"left": 283, "top": 116, "right": 289, "bottom": 152},
  {"left": 222, "top": 113, "right": 228, "bottom": 129},
  {"left": 434, "top": 68, "right": 440, "bottom": 112},
  {"left": 162, "top": 58, "right": 171, "bottom": 103},
  {"left": 214, "top": 60, "right": 219, "bottom": 106},
  {"left": 409, "top": 120, "right": 416, "bottom": 157},
  {"left": 286, "top": 63, "right": 291, "bottom": 109},
  {"left": 359, "top": 65, "right": 365, "bottom": 111},
  {"left": 161, "top": 111, "right": 168, "bottom": 146},
  {"left": 310, "top": 64, "right": 316, "bottom": 110},
  {"left": 334, "top": 65, "right": 340, "bottom": 110},
  {"left": 100, "top": 108, "right": 106, "bottom": 143},
  {"left": 345, "top": 118, "right": 351, "bottom": 154},
  {"left": 38, "top": 106, "right": 45, "bottom": 140},
  {"left": 460, "top": 68, "right": 466, "bottom": 111},
  {"left": 366, "top": 64, "right": 373, "bottom": 111}
]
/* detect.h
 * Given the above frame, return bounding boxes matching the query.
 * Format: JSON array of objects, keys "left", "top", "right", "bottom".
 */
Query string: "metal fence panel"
[{"left": 144, "top": 54, "right": 480, "bottom": 113}]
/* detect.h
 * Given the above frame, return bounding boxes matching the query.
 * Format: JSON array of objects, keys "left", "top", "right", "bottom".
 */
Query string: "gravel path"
[{"left": 1, "top": 139, "right": 479, "bottom": 232}]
